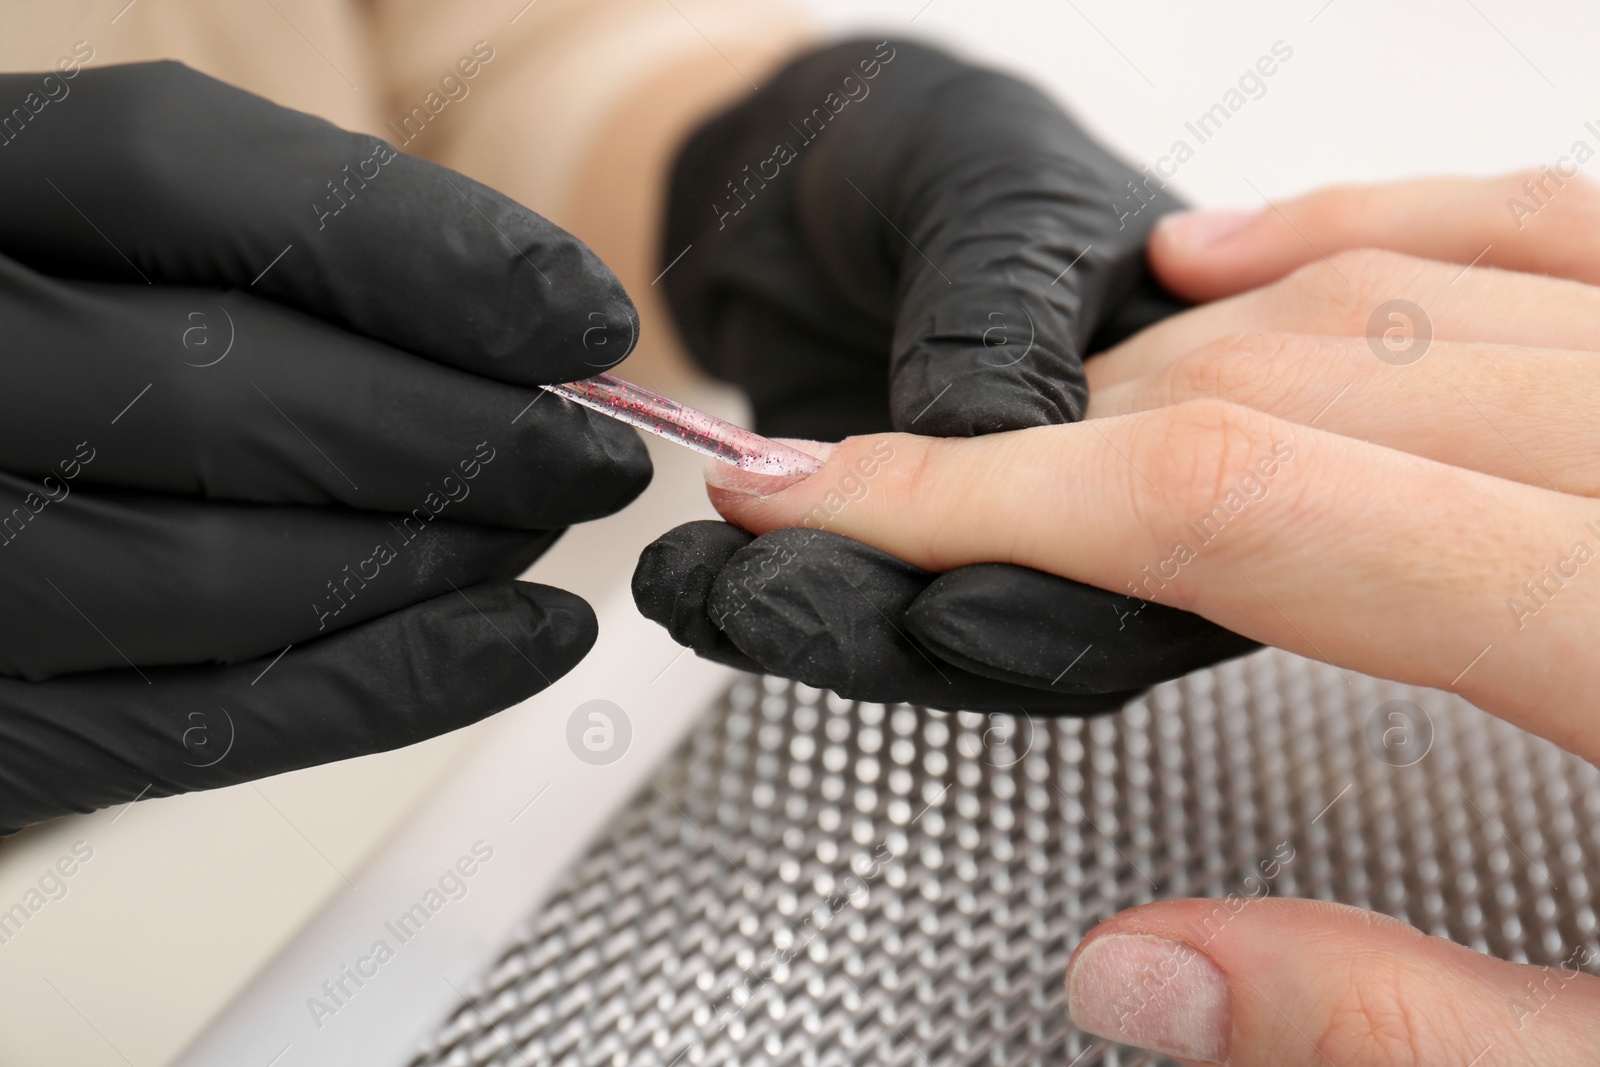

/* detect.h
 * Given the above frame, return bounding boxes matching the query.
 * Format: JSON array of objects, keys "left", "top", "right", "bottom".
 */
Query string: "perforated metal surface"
[{"left": 410, "top": 649, "right": 1600, "bottom": 1066}]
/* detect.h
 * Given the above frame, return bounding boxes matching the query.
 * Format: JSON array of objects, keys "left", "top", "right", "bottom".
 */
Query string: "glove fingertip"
[
  {"left": 892, "top": 355, "right": 1086, "bottom": 435},
  {"left": 441, "top": 187, "right": 640, "bottom": 383},
  {"left": 632, "top": 521, "right": 755, "bottom": 652},
  {"left": 528, "top": 257, "right": 641, "bottom": 380},
  {"left": 373, "top": 581, "right": 597, "bottom": 715},
  {"left": 506, "top": 580, "right": 599, "bottom": 682}
]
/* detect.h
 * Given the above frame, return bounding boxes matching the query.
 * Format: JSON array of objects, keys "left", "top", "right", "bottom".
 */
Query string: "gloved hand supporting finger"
[
  {"left": 634, "top": 522, "right": 1141, "bottom": 716},
  {"left": 905, "top": 564, "right": 1259, "bottom": 696}
]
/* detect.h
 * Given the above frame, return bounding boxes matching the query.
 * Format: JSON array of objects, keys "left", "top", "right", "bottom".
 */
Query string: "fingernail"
[
  {"left": 1158, "top": 208, "right": 1256, "bottom": 249},
  {"left": 704, "top": 441, "right": 834, "bottom": 498},
  {"left": 1067, "top": 934, "right": 1231, "bottom": 1063}
]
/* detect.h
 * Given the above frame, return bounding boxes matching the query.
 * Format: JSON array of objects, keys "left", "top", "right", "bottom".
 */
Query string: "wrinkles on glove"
[
  {"left": 0, "top": 60, "right": 648, "bottom": 834},
  {"left": 0, "top": 267, "right": 650, "bottom": 528},
  {"left": 0, "top": 471, "right": 559, "bottom": 679},
  {"left": 661, "top": 38, "right": 1186, "bottom": 438},
  {"left": 634, "top": 522, "right": 1142, "bottom": 716},
  {"left": 0, "top": 62, "right": 636, "bottom": 385},
  {"left": 0, "top": 581, "right": 590, "bottom": 834},
  {"left": 635, "top": 38, "right": 1252, "bottom": 714},
  {"left": 704, "top": 528, "right": 949, "bottom": 701},
  {"left": 906, "top": 565, "right": 1260, "bottom": 695}
]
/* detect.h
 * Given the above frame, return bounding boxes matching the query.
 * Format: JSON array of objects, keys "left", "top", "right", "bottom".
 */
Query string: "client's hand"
[
  {"left": 635, "top": 39, "right": 1258, "bottom": 716},
  {"left": 708, "top": 174, "right": 1600, "bottom": 1063}
]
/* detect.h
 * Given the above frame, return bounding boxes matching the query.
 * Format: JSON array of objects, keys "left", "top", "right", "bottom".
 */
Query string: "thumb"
[
  {"left": 1064, "top": 898, "right": 1600, "bottom": 1066},
  {"left": 1147, "top": 172, "right": 1600, "bottom": 302},
  {"left": 791, "top": 41, "right": 1181, "bottom": 435}
]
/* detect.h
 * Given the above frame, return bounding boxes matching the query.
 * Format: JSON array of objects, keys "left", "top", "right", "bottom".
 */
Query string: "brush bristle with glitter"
[{"left": 540, "top": 373, "right": 824, "bottom": 477}]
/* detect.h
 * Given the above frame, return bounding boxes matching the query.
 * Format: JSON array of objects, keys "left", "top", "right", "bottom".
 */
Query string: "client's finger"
[
  {"left": 706, "top": 406, "right": 1600, "bottom": 757},
  {"left": 1150, "top": 172, "right": 1600, "bottom": 302},
  {"left": 1088, "top": 334, "right": 1600, "bottom": 496},
  {"left": 1087, "top": 252, "right": 1600, "bottom": 389},
  {"left": 1065, "top": 897, "right": 1600, "bottom": 1065}
]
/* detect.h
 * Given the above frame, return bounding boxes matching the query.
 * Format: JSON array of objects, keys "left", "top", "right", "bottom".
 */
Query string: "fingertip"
[
  {"left": 1064, "top": 897, "right": 1588, "bottom": 1067},
  {"left": 1148, "top": 208, "right": 1264, "bottom": 301},
  {"left": 503, "top": 242, "right": 640, "bottom": 382},
  {"left": 1066, "top": 930, "right": 1232, "bottom": 1065},
  {"left": 706, "top": 527, "right": 934, "bottom": 691},
  {"left": 507, "top": 580, "right": 599, "bottom": 676},
  {"left": 702, "top": 439, "right": 847, "bottom": 534},
  {"left": 703, "top": 476, "right": 778, "bottom": 533},
  {"left": 892, "top": 356, "right": 1085, "bottom": 435},
  {"left": 584, "top": 410, "right": 655, "bottom": 516},
  {"left": 387, "top": 581, "right": 595, "bottom": 708},
  {"left": 405, "top": 581, "right": 596, "bottom": 703},
  {"left": 710, "top": 430, "right": 1015, "bottom": 575},
  {"left": 546, "top": 265, "right": 642, "bottom": 379},
  {"left": 1153, "top": 208, "right": 1258, "bottom": 252},
  {"left": 705, "top": 484, "right": 758, "bottom": 529},
  {"left": 631, "top": 521, "right": 754, "bottom": 643},
  {"left": 395, "top": 165, "right": 640, "bottom": 384}
]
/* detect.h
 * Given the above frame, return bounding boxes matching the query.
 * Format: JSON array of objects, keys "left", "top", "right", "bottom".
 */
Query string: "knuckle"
[
  {"left": 107, "top": 60, "right": 211, "bottom": 127},
  {"left": 873, "top": 434, "right": 930, "bottom": 517},
  {"left": 1542, "top": 170, "right": 1600, "bottom": 224},
  {"left": 1291, "top": 181, "right": 1374, "bottom": 232},
  {"left": 1125, "top": 398, "right": 1282, "bottom": 543},
  {"left": 1327, "top": 245, "right": 1403, "bottom": 278},
  {"left": 1159, "top": 333, "right": 1303, "bottom": 408},
  {"left": 1313, "top": 958, "right": 1466, "bottom": 1066},
  {"left": 1565, "top": 172, "right": 1600, "bottom": 213},
  {"left": 1275, "top": 254, "right": 1359, "bottom": 321},
  {"left": 894, "top": 437, "right": 970, "bottom": 570},
  {"left": 803, "top": 435, "right": 901, "bottom": 525},
  {"left": 1277, "top": 249, "right": 1431, "bottom": 329},
  {"left": 834, "top": 433, "right": 954, "bottom": 562},
  {"left": 102, "top": 63, "right": 226, "bottom": 184},
  {"left": 1159, "top": 338, "right": 1243, "bottom": 405}
]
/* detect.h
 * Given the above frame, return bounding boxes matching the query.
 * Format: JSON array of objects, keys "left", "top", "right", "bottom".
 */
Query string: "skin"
[
  {"left": 706, "top": 173, "right": 1600, "bottom": 1065},
  {"left": 558, "top": 37, "right": 814, "bottom": 396}
]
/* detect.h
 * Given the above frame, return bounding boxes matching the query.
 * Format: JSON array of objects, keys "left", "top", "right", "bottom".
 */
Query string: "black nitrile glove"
[
  {"left": 0, "top": 61, "right": 650, "bottom": 834},
  {"left": 633, "top": 40, "right": 1258, "bottom": 715}
]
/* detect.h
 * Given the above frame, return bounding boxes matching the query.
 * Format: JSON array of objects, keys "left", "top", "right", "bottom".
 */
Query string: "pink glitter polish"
[{"left": 541, "top": 374, "right": 824, "bottom": 477}]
